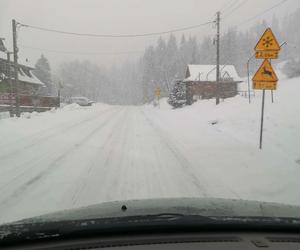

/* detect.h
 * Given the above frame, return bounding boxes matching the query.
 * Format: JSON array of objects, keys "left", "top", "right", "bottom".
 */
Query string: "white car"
[{"left": 69, "top": 97, "right": 94, "bottom": 106}]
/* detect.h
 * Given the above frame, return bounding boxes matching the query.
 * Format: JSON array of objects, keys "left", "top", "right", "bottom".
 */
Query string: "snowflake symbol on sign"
[{"left": 262, "top": 36, "right": 273, "bottom": 48}]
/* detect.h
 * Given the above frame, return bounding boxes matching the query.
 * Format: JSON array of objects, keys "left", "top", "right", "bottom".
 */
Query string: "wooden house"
[{"left": 183, "top": 64, "right": 242, "bottom": 104}]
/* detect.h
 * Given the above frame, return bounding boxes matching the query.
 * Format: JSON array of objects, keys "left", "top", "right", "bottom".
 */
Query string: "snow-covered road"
[
  {"left": 0, "top": 105, "right": 227, "bottom": 223},
  {"left": 1, "top": 77, "right": 300, "bottom": 224}
]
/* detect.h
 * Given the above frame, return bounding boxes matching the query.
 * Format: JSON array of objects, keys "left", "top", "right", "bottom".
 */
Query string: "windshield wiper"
[
  {"left": 0, "top": 213, "right": 213, "bottom": 243},
  {"left": 1, "top": 214, "right": 300, "bottom": 245}
]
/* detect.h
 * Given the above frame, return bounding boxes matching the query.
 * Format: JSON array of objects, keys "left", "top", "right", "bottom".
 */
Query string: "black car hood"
[{"left": 13, "top": 197, "right": 300, "bottom": 224}]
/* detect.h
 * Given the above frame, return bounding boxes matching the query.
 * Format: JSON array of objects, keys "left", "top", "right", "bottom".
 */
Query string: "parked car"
[{"left": 69, "top": 97, "right": 94, "bottom": 106}]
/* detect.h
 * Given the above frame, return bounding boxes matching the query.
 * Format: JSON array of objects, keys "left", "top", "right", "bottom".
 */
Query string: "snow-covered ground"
[{"left": 0, "top": 76, "right": 300, "bottom": 224}]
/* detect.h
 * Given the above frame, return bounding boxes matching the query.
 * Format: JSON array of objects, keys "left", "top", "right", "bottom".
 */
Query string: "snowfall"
[{"left": 0, "top": 74, "right": 300, "bottom": 225}]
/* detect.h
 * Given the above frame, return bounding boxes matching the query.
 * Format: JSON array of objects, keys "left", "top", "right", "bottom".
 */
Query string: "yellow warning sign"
[
  {"left": 255, "top": 28, "right": 280, "bottom": 51},
  {"left": 155, "top": 87, "right": 161, "bottom": 98},
  {"left": 252, "top": 59, "right": 278, "bottom": 82},
  {"left": 253, "top": 81, "right": 277, "bottom": 90},
  {"left": 255, "top": 50, "right": 278, "bottom": 59}
]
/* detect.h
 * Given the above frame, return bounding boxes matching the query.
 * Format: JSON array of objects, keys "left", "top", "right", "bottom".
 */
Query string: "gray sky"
[{"left": 0, "top": 0, "right": 299, "bottom": 70}]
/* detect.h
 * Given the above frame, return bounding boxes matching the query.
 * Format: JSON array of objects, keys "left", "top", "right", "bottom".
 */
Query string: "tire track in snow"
[
  {"left": 0, "top": 108, "right": 123, "bottom": 210},
  {"left": 69, "top": 109, "right": 129, "bottom": 206},
  {"left": 103, "top": 109, "right": 133, "bottom": 202},
  {"left": 0, "top": 108, "right": 98, "bottom": 151},
  {"left": 0, "top": 107, "right": 117, "bottom": 183},
  {"left": 140, "top": 110, "right": 208, "bottom": 198},
  {"left": 142, "top": 110, "right": 241, "bottom": 200},
  {"left": 0, "top": 107, "right": 114, "bottom": 161}
]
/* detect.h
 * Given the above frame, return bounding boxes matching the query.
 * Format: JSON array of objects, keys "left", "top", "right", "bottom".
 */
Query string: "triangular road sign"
[
  {"left": 255, "top": 28, "right": 280, "bottom": 51},
  {"left": 252, "top": 59, "right": 278, "bottom": 82}
]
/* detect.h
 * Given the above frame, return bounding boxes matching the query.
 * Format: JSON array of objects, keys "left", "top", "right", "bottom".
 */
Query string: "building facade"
[{"left": 183, "top": 64, "right": 242, "bottom": 104}]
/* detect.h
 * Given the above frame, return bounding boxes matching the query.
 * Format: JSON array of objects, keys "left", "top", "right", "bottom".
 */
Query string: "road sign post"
[
  {"left": 259, "top": 90, "right": 265, "bottom": 149},
  {"left": 252, "top": 27, "right": 281, "bottom": 149},
  {"left": 155, "top": 87, "right": 161, "bottom": 108}
]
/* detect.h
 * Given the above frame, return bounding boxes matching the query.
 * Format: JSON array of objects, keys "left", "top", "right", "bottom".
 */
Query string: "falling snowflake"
[{"left": 262, "top": 36, "right": 274, "bottom": 48}]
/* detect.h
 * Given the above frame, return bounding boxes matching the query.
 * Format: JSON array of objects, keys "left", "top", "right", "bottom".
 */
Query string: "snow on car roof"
[
  {"left": 184, "top": 64, "right": 242, "bottom": 82},
  {"left": 71, "top": 97, "right": 89, "bottom": 100}
]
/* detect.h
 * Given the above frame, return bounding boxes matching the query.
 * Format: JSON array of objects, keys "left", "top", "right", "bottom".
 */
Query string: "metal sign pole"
[
  {"left": 271, "top": 90, "right": 274, "bottom": 103},
  {"left": 270, "top": 59, "right": 274, "bottom": 104},
  {"left": 247, "top": 59, "right": 251, "bottom": 104},
  {"left": 259, "top": 89, "right": 266, "bottom": 149}
]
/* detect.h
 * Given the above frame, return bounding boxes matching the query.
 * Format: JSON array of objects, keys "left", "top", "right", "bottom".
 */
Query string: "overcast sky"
[{"left": 0, "top": 0, "right": 299, "bottom": 70}]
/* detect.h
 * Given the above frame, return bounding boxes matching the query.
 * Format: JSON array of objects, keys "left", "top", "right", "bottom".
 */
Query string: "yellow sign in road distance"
[
  {"left": 252, "top": 59, "right": 278, "bottom": 90},
  {"left": 253, "top": 81, "right": 277, "bottom": 90},
  {"left": 255, "top": 28, "right": 281, "bottom": 59},
  {"left": 255, "top": 50, "right": 278, "bottom": 59},
  {"left": 155, "top": 87, "right": 161, "bottom": 98},
  {"left": 252, "top": 59, "right": 278, "bottom": 82},
  {"left": 255, "top": 28, "right": 280, "bottom": 51}
]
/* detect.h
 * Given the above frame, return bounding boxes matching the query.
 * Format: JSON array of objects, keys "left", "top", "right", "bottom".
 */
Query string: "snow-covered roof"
[
  {"left": 18, "top": 67, "right": 45, "bottom": 86},
  {"left": 183, "top": 64, "right": 242, "bottom": 82},
  {"left": 18, "top": 58, "right": 35, "bottom": 69},
  {"left": 0, "top": 52, "right": 44, "bottom": 86},
  {"left": 0, "top": 52, "right": 35, "bottom": 69}
]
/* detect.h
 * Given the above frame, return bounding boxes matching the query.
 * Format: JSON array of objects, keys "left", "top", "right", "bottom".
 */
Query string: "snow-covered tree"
[
  {"left": 168, "top": 81, "right": 186, "bottom": 108},
  {"left": 34, "top": 55, "right": 54, "bottom": 96}
]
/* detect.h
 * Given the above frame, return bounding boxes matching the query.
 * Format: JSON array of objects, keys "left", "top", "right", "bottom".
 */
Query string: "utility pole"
[
  {"left": 6, "top": 52, "right": 14, "bottom": 117},
  {"left": 12, "top": 19, "right": 20, "bottom": 117},
  {"left": 215, "top": 11, "right": 220, "bottom": 105}
]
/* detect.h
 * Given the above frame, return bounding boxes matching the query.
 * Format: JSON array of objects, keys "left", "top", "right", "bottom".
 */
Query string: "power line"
[
  {"left": 19, "top": 21, "right": 214, "bottom": 38},
  {"left": 221, "top": 0, "right": 240, "bottom": 13},
  {"left": 236, "top": 0, "right": 290, "bottom": 26},
  {"left": 19, "top": 44, "right": 144, "bottom": 55},
  {"left": 223, "top": 0, "right": 249, "bottom": 18}
]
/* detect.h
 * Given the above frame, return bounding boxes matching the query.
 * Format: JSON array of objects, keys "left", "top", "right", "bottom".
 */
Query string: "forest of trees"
[{"left": 41, "top": 8, "right": 300, "bottom": 105}]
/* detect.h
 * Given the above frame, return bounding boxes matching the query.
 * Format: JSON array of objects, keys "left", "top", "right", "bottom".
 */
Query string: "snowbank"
[{"left": 144, "top": 76, "right": 300, "bottom": 205}]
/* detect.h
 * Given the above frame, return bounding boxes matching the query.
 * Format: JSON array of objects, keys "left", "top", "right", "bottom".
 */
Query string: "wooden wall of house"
[
  {"left": 186, "top": 81, "right": 238, "bottom": 104},
  {"left": 0, "top": 79, "right": 40, "bottom": 95}
]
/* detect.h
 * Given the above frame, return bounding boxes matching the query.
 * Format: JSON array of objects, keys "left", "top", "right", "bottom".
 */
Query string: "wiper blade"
[
  {"left": 1, "top": 214, "right": 300, "bottom": 245},
  {"left": 0, "top": 213, "right": 214, "bottom": 242},
  {"left": 210, "top": 216, "right": 300, "bottom": 226}
]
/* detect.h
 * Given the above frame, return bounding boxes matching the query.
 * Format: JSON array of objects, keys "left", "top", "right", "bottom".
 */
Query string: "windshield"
[{"left": 0, "top": 0, "right": 300, "bottom": 227}]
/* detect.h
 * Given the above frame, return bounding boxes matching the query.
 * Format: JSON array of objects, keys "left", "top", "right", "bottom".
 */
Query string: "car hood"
[{"left": 13, "top": 197, "right": 300, "bottom": 224}]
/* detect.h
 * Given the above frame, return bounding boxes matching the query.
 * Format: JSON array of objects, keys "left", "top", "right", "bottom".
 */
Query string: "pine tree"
[
  {"left": 34, "top": 54, "right": 54, "bottom": 96},
  {"left": 168, "top": 81, "right": 186, "bottom": 108}
]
